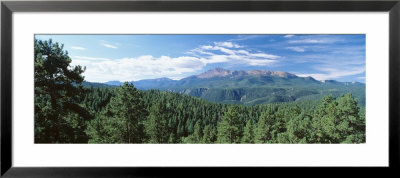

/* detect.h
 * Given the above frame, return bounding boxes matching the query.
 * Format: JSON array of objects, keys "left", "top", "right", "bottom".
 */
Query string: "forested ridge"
[
  {"left": 34, "top": 39, "right": 366, "bottom": 144},
  {"left": 105, "top": 68, "right": 366, "bottom": 106}
]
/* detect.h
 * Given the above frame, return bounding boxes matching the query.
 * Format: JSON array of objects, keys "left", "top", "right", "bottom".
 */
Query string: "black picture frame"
[{"left": 1, "top": 0, "right": 399, "bottom": 177}]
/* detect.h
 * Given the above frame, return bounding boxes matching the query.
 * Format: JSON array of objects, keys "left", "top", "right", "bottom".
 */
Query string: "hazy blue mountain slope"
[
  {"left": 102, "top": 68, "right": 365, "bottom": 106},
  {"left": 82, "top": 81, "right": 117, "bottom": 88}
]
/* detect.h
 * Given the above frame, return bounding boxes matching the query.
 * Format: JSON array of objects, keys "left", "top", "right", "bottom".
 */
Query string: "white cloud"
[
  {"left": 246, "top": 59, "right": 276, "bottom": 66},
  {"left": 214, "top": 42, "right": 242, "bottom": 48},
  {"left": 228, "top": 35, "right": 265, "bottom": 41},
  {"left": 213, "top": 46, "right": 236, "bottom": 55},
  {"left": 289, "top": 39, "right": 324, "bottom": 44},
  {"left": 71, "top": 56, "right": 110, "bottom": 61},
  {"left": 297, "top": 66, "right": 365, "bottom": 81},
  {"left": 200, "top": 45, "right": 213, "bottom": 50},
  {"left": 288, "top": 37, "right": 343, "bottom": 44},
  {"left": 250, "top": 53, "right": 280, "bottom": 59},
  {"left": 100, "top": 40, "right": 118, "bottom": 49},
  {"left": 206, "top": 55, "right": 229, "bottom": 63},
  {"left": 101, "top": 43, "right": 118, "bottom": 49},
  {"left": 71, "top": 55, "right": 207, "bottom": 82},
  {"left": 284, "top": 35, "right": 295, "bottom": 38},
  {"left": 189, "top": 42, "right": 279, "bottom": 67},
  {"left": 70, "top": 46, "right": 86, "bottom": 50},
  {"left": 186, "top": 48, "right": 214, "bottom": 56},
  {"left": 286, "top": 47, "right": 306, "bottom": 52},
  {"left": 236, "top": 50, "right": 250, "bottom": 55}
]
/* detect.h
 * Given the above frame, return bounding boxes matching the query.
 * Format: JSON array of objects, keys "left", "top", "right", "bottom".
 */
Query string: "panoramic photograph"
[{"left": 34, "top": 34, "right": 366, "bottom": 144}]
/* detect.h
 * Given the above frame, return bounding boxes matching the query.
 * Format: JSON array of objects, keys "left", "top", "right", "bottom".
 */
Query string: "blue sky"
[{"left": 35, "top": 34, "right": 366, "bottom": 83}]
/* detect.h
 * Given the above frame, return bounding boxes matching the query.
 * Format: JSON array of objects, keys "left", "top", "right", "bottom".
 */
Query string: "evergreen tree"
[
  {"left": 145, "top": 99, "right": 169, "bottom": 143},
  {"left": 86, "top": 114, "right": 125, "bottom": 143},
  {"left": 202, "top": 125, "right": 217, "bottom": 143},
  {"left": 87, "top": 82, "right": 146, "bottom": 143},
  {"left": 217, "top": 105, "right": 241, "bottom": 143},
  {"left": 177, "top": 121, "right": 185, "bottom": 138},
  {"left": 312, "top": 95, "right": 337, "bottom": 143},
  {"left": 168, "top": 133, "right": 177, "bottom": 143},
  {"left": 193, "top": 120, "right": 203, "bottom": 143},
  {"left": 241, "top": 120, "right": 254, "bottom": 143},
  {"left": 336, "top": 93, "right": 364, "bottom": 143},
  {"left": 34, "top": 39, "right": 89, "bottom": 143},
  {"left": 311, "top": 94, "right": 364, "bottom": 143},
  {"left": 254, "top": 106, "right": 275, "bottom": 143},
  {"left": 286, "top": 112, "right": 312, "bottom": 143}
]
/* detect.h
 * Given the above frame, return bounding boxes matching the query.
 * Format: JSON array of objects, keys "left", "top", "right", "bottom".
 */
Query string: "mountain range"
[{"left": 96, "top": 68, "right": 365, "bottom": 106}]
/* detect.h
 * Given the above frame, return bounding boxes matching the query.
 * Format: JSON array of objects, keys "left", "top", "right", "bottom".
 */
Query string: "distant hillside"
[
  {"left": 82, "top": 81, "right": 117, "bottom": 88},
  {"left": 101, "top": 68, "right": 365, "bottom": 106},
  {"left": 104, "top": 80, "right": 124, "bottom": 86}
]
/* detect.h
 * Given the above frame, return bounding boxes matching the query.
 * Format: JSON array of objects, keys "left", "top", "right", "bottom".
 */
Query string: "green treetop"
[
  {"left": 217, "top": 105, "right": 242, "bottom": 143},
  {"left": 34, "top": 39, "right": 88, "bottom": 143}
]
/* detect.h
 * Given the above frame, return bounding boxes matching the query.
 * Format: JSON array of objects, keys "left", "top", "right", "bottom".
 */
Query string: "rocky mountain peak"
[{"left": 196, "top": 68, "right": 297, "bottom": 79}]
